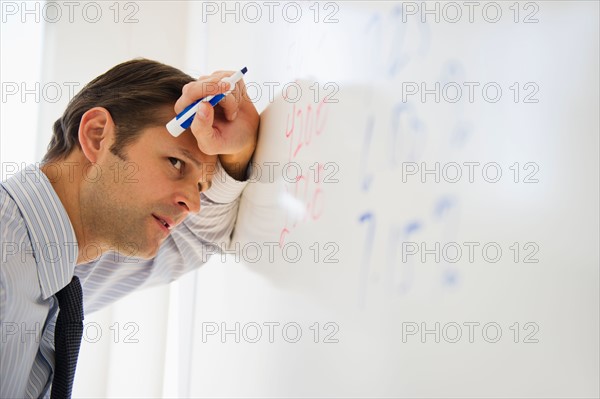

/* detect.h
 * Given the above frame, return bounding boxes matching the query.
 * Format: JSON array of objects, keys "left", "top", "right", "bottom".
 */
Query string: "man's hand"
[{"left": 174, "top": 70, "right": 259, "bottom": 180}]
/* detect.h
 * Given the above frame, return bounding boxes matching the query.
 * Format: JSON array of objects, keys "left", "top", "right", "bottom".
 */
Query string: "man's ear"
[{"left": 78, "top": 107, "right": 114, "bottom": 163}]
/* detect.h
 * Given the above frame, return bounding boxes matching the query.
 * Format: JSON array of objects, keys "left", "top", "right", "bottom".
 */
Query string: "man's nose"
[{"left": 175, "top": 184, "right": 201, "bottom": 214}]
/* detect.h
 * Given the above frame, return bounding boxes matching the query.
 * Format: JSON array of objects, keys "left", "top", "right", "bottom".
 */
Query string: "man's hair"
[{"left": 43, "top": 58, "right": 194, "bottom": 163}]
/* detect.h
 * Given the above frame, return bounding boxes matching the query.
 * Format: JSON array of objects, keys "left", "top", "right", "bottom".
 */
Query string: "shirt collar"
[{"left": 1, "top": 164, "right": 78, "bottom": 299}]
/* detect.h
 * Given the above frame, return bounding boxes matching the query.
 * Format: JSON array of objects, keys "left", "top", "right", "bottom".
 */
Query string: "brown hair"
[{"left": 42, "top": 58, "right": 194, "bottom": 163}]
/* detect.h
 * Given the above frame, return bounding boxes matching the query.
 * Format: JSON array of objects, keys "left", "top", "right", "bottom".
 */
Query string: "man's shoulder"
[
  {"left": 0, "top": 183, "right": 30, "bottom": 243},
  {"left": 0, "top": 183, "right": 18, "bottom": 224}
]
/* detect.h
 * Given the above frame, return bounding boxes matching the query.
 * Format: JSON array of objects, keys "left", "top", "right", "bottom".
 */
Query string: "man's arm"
[{"left": 219, "top": 146, "right": 256, "bottom": 181}]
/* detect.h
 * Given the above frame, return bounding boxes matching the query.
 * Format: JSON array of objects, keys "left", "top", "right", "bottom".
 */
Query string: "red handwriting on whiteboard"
[
  {"left": 279, "top": 98, "right": 330, "bottom": 247},
  {"left": 284, "top": 98, "right": 329, "bottom": 161}
]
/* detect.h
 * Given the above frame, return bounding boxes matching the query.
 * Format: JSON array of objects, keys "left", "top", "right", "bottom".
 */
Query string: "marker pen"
[{"left": 166, "top": 67, "right": 248, "bottom": 137}]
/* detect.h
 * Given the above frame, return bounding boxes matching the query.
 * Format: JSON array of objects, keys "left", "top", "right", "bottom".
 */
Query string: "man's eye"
[{"left": 169, "top": 157, "right": 183, "bottom": 171}]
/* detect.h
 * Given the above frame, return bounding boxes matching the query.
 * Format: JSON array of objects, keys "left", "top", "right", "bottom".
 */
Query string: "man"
[{"left": 0, "top": 58, "right": 259, "bottom": 397}]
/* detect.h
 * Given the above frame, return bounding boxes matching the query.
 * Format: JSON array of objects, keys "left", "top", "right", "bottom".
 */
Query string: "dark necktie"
[{"left": 51, "top": 276, "right": 84, "bottom": 399}]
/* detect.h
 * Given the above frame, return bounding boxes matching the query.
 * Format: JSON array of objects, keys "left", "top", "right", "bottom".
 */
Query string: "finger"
[
  {"left": 217, "top": 79, "right": 251, "bottom": 121},
  {"left": 175, "top": 71, "right": 234, "bottom": 113},
  {"left": 175, "top": 78, "right": 228, "bottom": 113},
  {"left": 217, "top": 85, "right": 241, "bottom": 121},
  {"left": 189, "top": 101, "right": 218, "bottom": 155}
]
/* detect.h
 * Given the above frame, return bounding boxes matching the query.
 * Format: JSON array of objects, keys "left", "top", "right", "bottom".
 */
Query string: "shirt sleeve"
[{"left": 75, "top": 160, "right": 248, "bottom": 314}]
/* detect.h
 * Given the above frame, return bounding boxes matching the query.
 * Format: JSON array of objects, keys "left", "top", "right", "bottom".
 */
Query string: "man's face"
[{"left": 80, "top": 112, "right": 217, "bottom": 260}]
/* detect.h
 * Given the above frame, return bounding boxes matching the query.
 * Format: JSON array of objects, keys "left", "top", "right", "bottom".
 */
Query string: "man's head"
[
  {"left": 42, "top": 59, "right": 217, "bottom": 261},
  {"left": 44, "top": 58, "right": 195, "bottom": 163}
]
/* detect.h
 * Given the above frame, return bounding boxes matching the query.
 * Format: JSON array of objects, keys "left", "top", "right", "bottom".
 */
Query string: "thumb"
[{"left": 189, "top": 101, "right": 217, "bottom": 155}]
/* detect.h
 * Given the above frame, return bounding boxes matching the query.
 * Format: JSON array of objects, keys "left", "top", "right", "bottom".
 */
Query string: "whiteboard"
[{"left": 185, "top": 1, "right": 599, "bottom": 397}]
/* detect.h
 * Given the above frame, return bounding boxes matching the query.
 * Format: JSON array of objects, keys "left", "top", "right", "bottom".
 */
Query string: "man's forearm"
[{"left": 219, "top": 145, "right": 255, "bottom": 181}]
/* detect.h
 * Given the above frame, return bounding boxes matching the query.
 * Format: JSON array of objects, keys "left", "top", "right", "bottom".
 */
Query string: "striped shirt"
[{"left": 0, "top": 163, "right": 246, "bottom": 398}]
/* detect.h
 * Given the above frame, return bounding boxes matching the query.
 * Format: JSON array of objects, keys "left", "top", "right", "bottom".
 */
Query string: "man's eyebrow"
[
  {"left": 177, "top": 148, "right": 203, "bottom": 170},
  {"left": 177, "top": 148, "right": 213, "bottom": 191}
]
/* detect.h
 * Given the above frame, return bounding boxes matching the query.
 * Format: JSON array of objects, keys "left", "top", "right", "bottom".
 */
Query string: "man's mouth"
[{"left": 152, "top": 214, "right": 172, "bottom": 231}]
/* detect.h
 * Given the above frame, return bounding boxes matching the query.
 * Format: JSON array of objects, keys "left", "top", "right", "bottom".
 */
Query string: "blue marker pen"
[{"left": 166, "top": 67, "right": 248, "bottom": 137}]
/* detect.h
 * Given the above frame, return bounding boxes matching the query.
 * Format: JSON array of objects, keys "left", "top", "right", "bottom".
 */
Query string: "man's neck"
[{"left": 40, "top": 157, "right": 106, "bottom": 265}]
